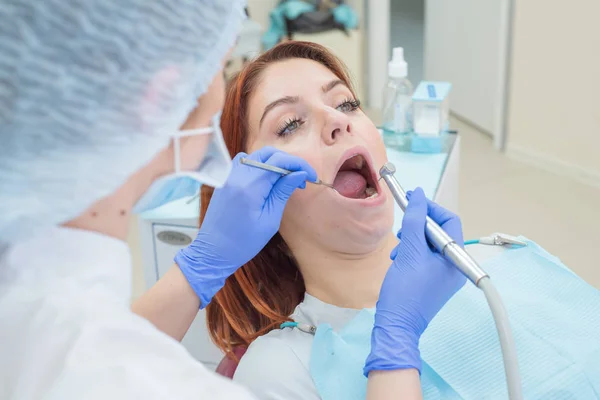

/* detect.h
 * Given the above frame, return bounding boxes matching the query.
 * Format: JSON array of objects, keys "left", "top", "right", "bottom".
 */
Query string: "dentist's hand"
[
  {"left": 175, "top": 146, "right": 316, "bottom": 308},
  {"left": 364, "top": 188, "right": 466, "bottom": 376}
]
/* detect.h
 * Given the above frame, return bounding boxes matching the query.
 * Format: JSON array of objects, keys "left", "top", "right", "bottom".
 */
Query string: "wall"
[
  {"left": 245, "top": 0, "right": 366, "bottom": 101},
  {"left": 246, "top": 0, "right": 278, "bottom": 29},
  {"left": 390, "top": 0, "right": 424, "bottom": 86},
  {"left": 424, "top": 0, "right": 511, "bottom": 145},
  {"left": 507, "top": 0, "right": 600, "bottom": 185},
  {"left": 246, "top": 0, "right": 365, "bottom": 30}
]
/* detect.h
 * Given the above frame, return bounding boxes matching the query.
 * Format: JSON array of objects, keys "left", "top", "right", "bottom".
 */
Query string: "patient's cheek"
[
  {"left": 282, "top": 182, "right": 320, "bottom": 223},
  {"left": 366, "top": 132, "right": 388, "bottom": 166},
  {"left": 280, "top": 185, "right": 312, "bottom": 235},
  {"left": 289, "top": 182, "right": 317, "bottom": 204},
  {"left": 284, "top": 148, "right": 319, "bottom": 169}
]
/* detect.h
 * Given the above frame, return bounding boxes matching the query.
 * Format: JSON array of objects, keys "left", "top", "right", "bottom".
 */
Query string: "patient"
[
  {"left": 200, "top": 41, "right": 396, "bottom": 399},
  {"left": 201, "top": 40, "right": 600, "bottom": 400}
]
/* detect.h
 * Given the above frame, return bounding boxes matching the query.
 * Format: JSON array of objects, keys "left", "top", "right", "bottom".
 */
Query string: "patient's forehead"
[
  {"left": 255, "top": 58, "right": 340, "bottom": 99},
  {"left": 247, "top": 58, "right": 347, "bottom": 132}
]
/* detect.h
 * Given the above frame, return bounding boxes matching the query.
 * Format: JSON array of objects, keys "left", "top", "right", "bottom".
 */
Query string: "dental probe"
[
  {"left": 379, "top": 162, "right": 523, "bottom": 400},
  {"left": 240, "top": 158, "right": 336, "bottom": 190}
]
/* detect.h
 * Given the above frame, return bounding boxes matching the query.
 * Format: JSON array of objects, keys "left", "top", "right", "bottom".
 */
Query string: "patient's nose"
[{"left": 322, "top": 108, "right": 352, "bottom": 144}]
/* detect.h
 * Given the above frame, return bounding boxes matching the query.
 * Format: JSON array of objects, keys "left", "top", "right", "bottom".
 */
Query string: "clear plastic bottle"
[{"left": 382, "top": 47, "right": 414, "bottom": 140}]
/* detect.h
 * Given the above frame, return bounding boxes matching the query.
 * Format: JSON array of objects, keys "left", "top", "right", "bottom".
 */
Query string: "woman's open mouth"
[{"left": 332, "top": 152, "right": 380, "bottom": 200}]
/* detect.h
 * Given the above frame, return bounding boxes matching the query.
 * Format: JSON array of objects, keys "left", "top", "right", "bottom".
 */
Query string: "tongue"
[{"left": 333, "top": 170, "right": 367, "bottom": 198}]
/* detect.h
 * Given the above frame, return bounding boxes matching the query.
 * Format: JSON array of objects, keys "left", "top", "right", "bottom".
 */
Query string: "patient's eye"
[
  {"left": 336, "top": 98, "right": 361, "bottom": 113},
  {"left": 276, "top": 117, "right": 305, "bottom": 137}
]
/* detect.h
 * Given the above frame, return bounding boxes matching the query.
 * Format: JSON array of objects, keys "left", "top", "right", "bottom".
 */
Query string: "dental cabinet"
[{"left": 137, "top": 134, "right": 461, "bottom": 370}]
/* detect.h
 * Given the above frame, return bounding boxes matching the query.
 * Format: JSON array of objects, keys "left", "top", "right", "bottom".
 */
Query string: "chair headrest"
[{"left": 215, "top": 346, "right": 248, "bottom": 378}]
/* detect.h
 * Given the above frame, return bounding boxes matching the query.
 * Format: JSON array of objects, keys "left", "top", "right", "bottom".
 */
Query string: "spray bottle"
[{"left": 382, "top": 47, "right": 414, "bottom": 136}]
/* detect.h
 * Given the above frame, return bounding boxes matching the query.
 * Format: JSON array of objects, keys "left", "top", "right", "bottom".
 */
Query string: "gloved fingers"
[
  {"left": 268, "top": 171, "right": 308, "bottom": 218},
  {"left": 431, "top": 251, "right": 447, "bottom": 265},
  {"left": 242, "top": 146, "right": 317, "bottom": 181},
  {"left": 432, "top": 250, "right": 468, "bottom": 289},
  {"left": 264, "top": 151, "right": 318, "bottom": 182},
  {"left": 232, "top": 152, "right": 249, "bottom": 163},
  {"left": 400, "top": 187, "right": 427, "bottom": 243},
  {"left": 222, "top": 152, "right": 264, "bottom": 191},
  {"left": 229, "top": 152, "right": 251, "bottom": 178},
  {"left": 271, "top": 171, "right": 309, "bottom": 199},
  {"left": 246, "top": 146, "right": 279, "bottom": 163},
  {"left": 390, "top": 245, "right": 399, "bottom": 260},
  {"left": 407, "top": 190, "right": 464, "bottom": 247},
  {"left": 232, "top": 148, "right": 316, "bottom": 194},
  {"left": 426, "top": 201, "right": 464, "bottom": 247},
  {"left": 426, "top": 200, "right": 458, "bottom": 228},
  {"left": 439, "top": 215, "right": 464, "bottom": 246}
]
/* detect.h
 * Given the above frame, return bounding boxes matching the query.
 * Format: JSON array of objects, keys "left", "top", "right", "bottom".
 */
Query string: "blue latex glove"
[
  {"left": 364, "top": 188, "right": 466, "bottom": 376},
  {"left": 175, "top": 146, "right": 317, "bottom": 308}
]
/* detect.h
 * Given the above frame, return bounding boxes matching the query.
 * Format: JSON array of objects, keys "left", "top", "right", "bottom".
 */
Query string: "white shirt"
[
  {"left": 0, "top": 226, "right": 255, "bottom": 400},
  {"left": 233, "top": 294, "right": 361, "bottom": 400},
  {"left": 233, "top": 246, "right": 505, "bottom": 400}
]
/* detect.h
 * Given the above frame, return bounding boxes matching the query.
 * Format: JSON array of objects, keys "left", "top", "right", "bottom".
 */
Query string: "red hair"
[{"left": 202, "top": 41, "right": 356, "bottom": 357}]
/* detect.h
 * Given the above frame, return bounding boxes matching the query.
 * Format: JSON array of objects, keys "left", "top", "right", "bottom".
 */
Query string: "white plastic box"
[{"left": 412, "top": 81, "right": 452, "bottom": 136}]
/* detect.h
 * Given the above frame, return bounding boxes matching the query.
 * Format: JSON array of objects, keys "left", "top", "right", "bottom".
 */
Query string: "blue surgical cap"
[{"left": 0, "top": 0, "right": 246, "bottom": 243}]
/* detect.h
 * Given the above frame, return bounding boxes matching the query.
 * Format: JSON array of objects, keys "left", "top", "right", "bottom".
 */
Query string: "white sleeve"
[
  {"left": 233, "top": 335, "right": 321, "bottom": 400},
  {"left": 43, "top": 311, "right": 258, "bottom": 400}
]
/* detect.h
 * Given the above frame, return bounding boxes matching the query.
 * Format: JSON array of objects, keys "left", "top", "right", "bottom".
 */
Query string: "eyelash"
[
  {"left": 337, "top": 98, "right": 361, "bottom": 113},
  {"left": 275, "top": 98, "right": 361, "bottom": 137},
  {"left": 276, "top": 118, "right": 304, "bottom": 137}
]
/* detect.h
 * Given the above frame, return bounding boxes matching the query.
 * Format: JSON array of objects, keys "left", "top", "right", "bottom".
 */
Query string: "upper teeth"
[{"left": 354, "top": 156, "right": 365, "bottom": 170}]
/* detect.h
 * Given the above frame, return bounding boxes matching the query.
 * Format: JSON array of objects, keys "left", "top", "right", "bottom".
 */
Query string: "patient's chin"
[
  {"left": 326, "top": 209, "right": 393, "bottom": 253},
  {"left": 280, "top": 185, "right": 394, "bottom": 254}
]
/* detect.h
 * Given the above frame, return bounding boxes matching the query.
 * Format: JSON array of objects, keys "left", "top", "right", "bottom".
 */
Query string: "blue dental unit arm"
[{"left": 379, "top": 162, "right": 524, "bottom": 400}]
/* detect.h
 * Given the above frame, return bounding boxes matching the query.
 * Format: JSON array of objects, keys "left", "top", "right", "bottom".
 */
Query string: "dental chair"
[{"left": 215, "top": 346, "right": 247, "bottom": 378}]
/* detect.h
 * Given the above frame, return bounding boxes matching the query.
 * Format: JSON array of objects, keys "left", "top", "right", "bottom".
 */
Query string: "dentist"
[
  {"left": 0, "top": 1, "right": 286, "bottom": 398},
  {"left": 0, "top": 1, "right": 465, "bottom": 399}
]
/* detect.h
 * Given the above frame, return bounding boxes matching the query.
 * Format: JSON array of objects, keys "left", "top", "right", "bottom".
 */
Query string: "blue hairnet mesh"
[{"left": 0, "top": 0, "right": 245, "bottom": 243}]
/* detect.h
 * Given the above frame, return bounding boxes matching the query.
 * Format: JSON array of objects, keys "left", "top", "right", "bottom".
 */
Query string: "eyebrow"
[
  {"left": 322, "top": 79, "right": 346, "bottom": 93},
  {"left": 259, "top": 95, "right": 299, "bottom": 128},
  {"left": 258, "top": 80, "right": 348, "bottom": 128}
]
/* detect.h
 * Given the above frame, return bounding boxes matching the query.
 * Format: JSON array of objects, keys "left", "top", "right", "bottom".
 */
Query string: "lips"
[{"left": 332, "top": 148, "right": 380, "bottom": 200}]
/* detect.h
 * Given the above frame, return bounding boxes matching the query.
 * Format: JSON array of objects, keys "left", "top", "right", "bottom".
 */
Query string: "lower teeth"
[{"left": 365, "top": 187, "right": 377, "bottom": 198}]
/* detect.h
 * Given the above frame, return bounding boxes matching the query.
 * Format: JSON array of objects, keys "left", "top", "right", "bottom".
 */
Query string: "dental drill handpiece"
[
  {"left": 380, "top": 162, "right": 524, "bottom": 400},
  {"left": 379, "top": 162, "right": 489, "bottom": 286}
]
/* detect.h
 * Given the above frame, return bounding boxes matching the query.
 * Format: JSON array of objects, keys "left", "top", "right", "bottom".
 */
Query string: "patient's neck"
[{"left": 294, "top": 232, "right": 398, "bottom": 310}]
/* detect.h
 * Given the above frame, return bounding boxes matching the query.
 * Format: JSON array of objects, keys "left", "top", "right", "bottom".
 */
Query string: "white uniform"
[
  {"left": 233, "top": 247, "right": 506, "bottom": 400},
  {"left": 0, "top": 226, "right": 256, "bottom": 400},
  {"left": 234, "top": 294, "right": 360, "bottom": 400}
]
